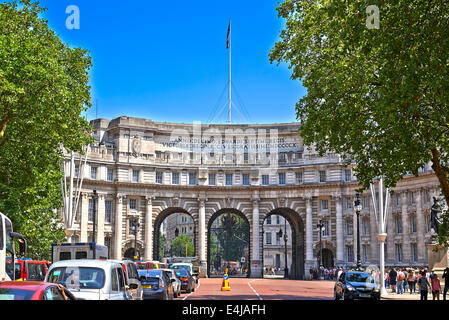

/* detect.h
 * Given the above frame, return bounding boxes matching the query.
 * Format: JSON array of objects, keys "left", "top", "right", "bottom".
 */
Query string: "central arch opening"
[{"left": 207, "top": 209, "right": 251, "bottom": 278}]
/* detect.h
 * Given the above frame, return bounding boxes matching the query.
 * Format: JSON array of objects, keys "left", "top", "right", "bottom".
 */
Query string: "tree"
[
  {"left": 171, "top": 234, "right": 194, "bottom": 257},
  {"left": 269, "top": 0, "right": 449, "bottom": 246},
  {"left": 159, "top": 232, "right": 166, "bottom": 258},
  {"left": 0, "top": 1, "right": 93, "bottom": 259}
]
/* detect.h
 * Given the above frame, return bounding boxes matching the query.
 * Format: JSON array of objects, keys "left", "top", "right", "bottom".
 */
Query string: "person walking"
[
  {"left": 418, "top": 271, "right": 431, "bottom": 300},
  {"left": 443, "top": 267, "right": 449, "bottom": 300},
  {"left": 396, "top": 269, "right": 405, "bottom": 294},
  {"left": 431, "top": 274, "right": 441, "bottom": 300},
  {"left": 389, "top": 268, "right": 397, "bottom": 293},
  {"left": 407, "top": 269, "right": 416, "bottom": 294}
]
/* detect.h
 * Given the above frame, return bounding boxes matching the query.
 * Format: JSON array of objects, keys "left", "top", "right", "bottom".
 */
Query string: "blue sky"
[{"left": 37, "top": 0, "right": 305, "bottom": 124}]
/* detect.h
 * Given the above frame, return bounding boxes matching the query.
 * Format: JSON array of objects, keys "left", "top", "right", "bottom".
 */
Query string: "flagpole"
[{"left": 228, "top": 19, "right": 231, "bottom": 124}]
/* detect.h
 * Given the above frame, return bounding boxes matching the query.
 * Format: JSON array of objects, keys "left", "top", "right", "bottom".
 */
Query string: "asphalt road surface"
[{"left": 177, "top": 278, "right": 335, "bottom": 300}]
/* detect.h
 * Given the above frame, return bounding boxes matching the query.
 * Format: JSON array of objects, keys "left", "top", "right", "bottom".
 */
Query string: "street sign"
[{"left": 241, "top": 257, "right": 245, "bottom": 263}]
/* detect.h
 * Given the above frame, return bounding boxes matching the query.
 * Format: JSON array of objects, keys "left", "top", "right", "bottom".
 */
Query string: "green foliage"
[
  {"left": 171, "top": 234, "right": 194, "bottom": 257},
  {"left": 0, "top": 1, "right": 93, "bottom": 258},
  {"left": 159, "top": 232, "right": 166, "bottom": 258},
  {"left": 270, "top": 0, "right": 449, "bottom": 246}
]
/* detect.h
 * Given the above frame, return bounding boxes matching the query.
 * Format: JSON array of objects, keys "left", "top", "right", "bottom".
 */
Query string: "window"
[
  {"left": 132, "top": 170, "right": 139, "bottom": 183},
  {"left": 345, "top": 197, "right": 352, "bottom": 210},
  {"left": 410, "top": 215, "right": 417, "bottom": 233},
  {"left": 321, "top": 199, "right": 328, "bottom": 211},
  {"left": 395, "top": 244, "right": 403, "bottom": 263},
  {"left": 276, "top": 232, "right": 281, "bottom": 245},
  {"left": 105, "top": 200, "right": 112, "bottom": 223},
  {"left": 172, "top": 172, "right": 179, "bottom": 185},
  {"left": 278, "top": 172, "right": 286, "bottom": 185},
  {"left": 209, "top": 173, "right": 216, "bottom": 186},
  {"left": 394, "top": 216, "right": 402, "bottom": 234},
  {"left": 91, "top": 167, "right": 97, "bottom": 180},
  {"left": 395, "top": 193, "right": 401, "bottom": 207},
  {"left": 75, "top": 165, "right": 79, "bottom": 178},
  {"left": 296, "top": 172, "right": 303, "bottom": 184},
  {"left": 345, "top": 219, "right": 353, "bottom": 236},
  {"left": 411, "top": 243, "right": 418, "bottom": 262},
  {"left": 362, "top": 196, "right": 369, "bottom": 209},
  {"left": 266, "top": 232, "right": 272, "bottom": 245},
  {"left": 424, "top": 190, "right": 430, "bottom": 204},
  {"left": 242, "top": 174, "right": 250, "bottom": 186},
  {"left": 266, "top": 216, "right": 272, "bottom": 225},
  {"left": 262, "top": 175, "right": 269, "bottom": 186},
  {"left": 425, "top": 215, "right": 431, "bottom": 233},
  {"left": 322, "top": 220, "right": 329, "bottom": 236},
  {"left": 362, "top": 245, "right": 368, "bottom": 263},
  {"left": 319, "top": 170, "right": 326, "bottom": 183},
  {"left": 362, "top": 218, "right": 369, "bottom": 236},
  {"left": 346, "top": 245, "right": 354, "bottom": 262},
  {"left": 107, "top": 168, "right": 114, "bottom": 182},
  {"left": 226, "top": 174, "right": 233, "bottom": 186},
  {"left": 156, "top": 172, "right": 163, "bottom": 184},
  {"left": 129, "top": 199, "right": 137, "bottom": 211},
  {"left": 276, "top": 215, "right": 280, "bottom": 225},
  {"left": 344, "top": 169, "right": 351, "bottom": 182},
  {"left": 409, "top": 192, "right": 415, "bottom": 205},
  {"left": 88, "top": 199, "right": 95, "bottom": 222},
  {"left": 189, "top": 173, "right": 196, "bottom": 185}
]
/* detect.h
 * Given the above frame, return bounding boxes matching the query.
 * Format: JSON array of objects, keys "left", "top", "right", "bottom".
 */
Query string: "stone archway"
[
  {"left": 262, "top": 208, "right": 305, "bottom": 280},
  {"left": 207, "top": 208, "right": 251, "bottom": 278},
  {"left": 153, "top": 207, "right": 197, "bottom": 261},
  {"left": 313, "top": 240, "right": 336, "bottom": 269}
]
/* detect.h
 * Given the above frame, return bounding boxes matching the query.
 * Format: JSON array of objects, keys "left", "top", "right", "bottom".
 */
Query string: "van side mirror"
[
  {"left": 10, "top": 232, "right": 27, "bottom": 256},
  {"left": 129, "top": 283, "right": 138, "bottom": 290}
]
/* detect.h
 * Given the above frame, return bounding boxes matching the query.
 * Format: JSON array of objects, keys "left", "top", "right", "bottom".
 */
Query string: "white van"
[{"left": 45, "top": 260, "right": 137, "bottom": 300}]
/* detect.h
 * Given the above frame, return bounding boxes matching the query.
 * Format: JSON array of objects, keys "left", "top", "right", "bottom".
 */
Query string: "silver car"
[
  {"left": 160, "top": 268, "right": 181, "bottom": 298},
  {"left": 45, "top": 260, "right": 137, "bottom": 300}
]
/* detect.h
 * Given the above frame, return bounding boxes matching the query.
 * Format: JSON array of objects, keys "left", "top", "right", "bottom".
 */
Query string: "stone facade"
[{"left": 61, "top": 116, "right": 441, "bottom": 279}]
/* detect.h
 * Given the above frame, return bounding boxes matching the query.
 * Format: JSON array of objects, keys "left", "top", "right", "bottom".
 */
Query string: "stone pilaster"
[
  {"left": 251, "top": 195, "right": 262, "bottom": 277},
  {"left": 80, "top": 193, "right": 89, "bottom": 242},
  {"left": 96, "top": 194, "right": 105, "bottom": 245},
  {"left": 114, "top": 194, "right": 123, "bottom": 260},
  {"left": 416, "top": 189, "right": 425, "bottom": 264},
  {"left": 334, "top": 195, "right": 344, "bottom": 265},
  {"left": 144, "top": 196, "right": 154, "bottom": 260},
  {"left": 401, "top": 191, "right": 410, "bottom": 263},
  {"left": 305, "top": 195, "right": 314, "bottom": 271}
]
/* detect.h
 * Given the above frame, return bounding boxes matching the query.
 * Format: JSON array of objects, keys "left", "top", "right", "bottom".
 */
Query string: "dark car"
[
  {"left": 334, "top": 271, "right": 380, "bottom": 300},
  {"left": 174, "top": 269, "right": 195, "bottom": 293},
  {"left": 140, "top": 269, "right": 174, "bottom": 300}
]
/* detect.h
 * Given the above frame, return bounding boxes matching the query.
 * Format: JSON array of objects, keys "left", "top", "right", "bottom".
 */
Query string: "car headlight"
[
  {"left": 346, "top": 284, "right": 355, "bottom": 291},
  {"left": 373, "top": 287, "right": 380, "bottom": 293}
]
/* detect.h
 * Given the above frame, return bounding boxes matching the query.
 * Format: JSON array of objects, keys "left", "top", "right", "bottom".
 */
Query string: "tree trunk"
[{"left": 0, "top": 117, "right": 9, "bottom": 147}]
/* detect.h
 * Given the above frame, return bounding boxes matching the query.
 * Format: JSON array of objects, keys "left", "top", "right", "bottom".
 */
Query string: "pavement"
[{"left": 381, "top": 288, "right": 446, "bottom": 300}]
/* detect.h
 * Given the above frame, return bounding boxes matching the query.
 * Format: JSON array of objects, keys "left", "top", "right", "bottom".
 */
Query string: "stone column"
[
  {"left": 144, "top": 196, "right": 154, "bottom": 261},
  {"left": 80, "top": 193, "right": 89, "bottom": 242},
  {"left": 401, "top": 191, "right": 410, "bottom": 264},
  {"left": 114, "top": 194, "right": 123, "bottom": 260},
  {"left": 335, "top": 195, "right": 344, "bottom": 265},
  {"left": 198, "top": 197, "right": 207, "bottom": 265},
  {"left": 353, "top": 209, "right": 358, "bottom": 264},
  {"left": 305, "top": 196, "right": 314, "bottom": 272},
  {"left": 416, "top": 189, "right": 425, "bottom": 264},
  {"left": 386, "top": 199, "right": 395, "bottom": 265},
  {"left": 251, "top": 196, "right": 262, "bottom": 277},
  {"left": 96, "top": 194, "right": 105, "bottom": 246}
]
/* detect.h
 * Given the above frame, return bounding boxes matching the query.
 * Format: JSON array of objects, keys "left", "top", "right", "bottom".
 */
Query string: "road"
[{"left": 176, "top": 278, "right": 335, "bottom": 300}]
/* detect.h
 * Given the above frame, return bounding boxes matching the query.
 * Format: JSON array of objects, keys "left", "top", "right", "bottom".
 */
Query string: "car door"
[{"left": 109, "top": 267, "right": 122, "bottom": 300}]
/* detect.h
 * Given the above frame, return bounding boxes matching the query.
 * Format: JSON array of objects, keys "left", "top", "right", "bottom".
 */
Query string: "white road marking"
[
  {"left": 182, "top": 279, "right": 200, "bottom": 300},
  {"left": 248, "top": 280, "right": 263, "bottom": 300}
]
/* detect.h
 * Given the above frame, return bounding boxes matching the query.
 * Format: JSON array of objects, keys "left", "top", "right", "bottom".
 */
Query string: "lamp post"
[
  {"left": 131, "top": 217, "right": 140, "bottom": 261},
  {"left": 353, "top": 193, "right": 363, "bottom": 271},
  {"left": 175, "top": 227, "right": 180, "bottom": 256},
  {"left": 277, "top": 218, "right": 288, "bottom": 279},
  {"left": 317, "top": 219, "right": 324, "bottom": 279}
]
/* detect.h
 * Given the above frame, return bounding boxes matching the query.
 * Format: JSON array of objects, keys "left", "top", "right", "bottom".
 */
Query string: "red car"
[{"left": 0, "top": 281, "right": 76, "bottom": 300}]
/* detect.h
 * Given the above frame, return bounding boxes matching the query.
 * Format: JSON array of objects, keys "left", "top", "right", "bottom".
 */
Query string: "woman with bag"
[{"left": 431, "top": 274, "right": 441, "bottom": 300}]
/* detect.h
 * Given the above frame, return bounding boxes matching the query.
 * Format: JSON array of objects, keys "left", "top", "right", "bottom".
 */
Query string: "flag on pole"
[{"left": 226, "top": 20, "right": 231, "bottom": 49}]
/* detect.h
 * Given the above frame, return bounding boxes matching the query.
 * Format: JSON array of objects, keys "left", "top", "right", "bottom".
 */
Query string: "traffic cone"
[{"left": 221, "top": 268, "right": 231, "bottom": 291}]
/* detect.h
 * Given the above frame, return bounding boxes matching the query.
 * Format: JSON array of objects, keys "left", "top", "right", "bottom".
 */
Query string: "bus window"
[
  {"left": 59, "top": 252, "right": 71, "bottom": 261},
  {"left": 0, "top": 215, "right": 3, "bottom": 250},
  {"left": 15, "top": 262, "right": 22, "bottom": 280},
  {"left": 75, "top": 251, "right": 87, "bottom": 259},
  {"left": 4, "top": 219, "right": 14, "bottom": 280}
]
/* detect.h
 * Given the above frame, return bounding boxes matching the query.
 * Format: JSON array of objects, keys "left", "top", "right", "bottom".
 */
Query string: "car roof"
[
  {"left": 0, "top": 281, "right": 52, "bottom": 290},
  {"left": 49, "top": 259, "right": 122, "bottom": 268}
]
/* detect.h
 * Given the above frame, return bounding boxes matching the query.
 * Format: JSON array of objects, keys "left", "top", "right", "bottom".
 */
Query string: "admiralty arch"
[{"left": 61, "top": 116, "right": 440, "bottom": 279}]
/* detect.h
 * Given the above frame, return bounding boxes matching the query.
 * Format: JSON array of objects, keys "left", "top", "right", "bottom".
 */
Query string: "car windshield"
[
  {"left": 136, "top": 263, "right": 146, "bottom": 270},
  {"left": 0, "top": 288, "right": 35, "bottom": 300},
  {"left": 175, "top": 270, "right": 188, "bottom": 277},
  {"left": 172, "top": 265, "right": 190, "bottom": 272},
  {"left": 142, "top": 277, "right": 160, "bottom": 285},
  {"left": 47, "top": 267, "right": 106, "bottom": 289},
  {"left": 145, "top": 270, "right": 163, "bottom": 278},
  {"left": 346, "top": 273, "right": 374, "bottom": 283}
]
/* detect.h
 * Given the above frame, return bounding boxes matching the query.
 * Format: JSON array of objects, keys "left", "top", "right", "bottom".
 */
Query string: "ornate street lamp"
[
  {"left": 317, "top": 219, "right": 324, "bottom": 279},
  {"left": 353, "top": 193, "right": 363, "bottom": 271},
  {"left": 130, "top": 217, "right": 140, "bottom": 261},
  {"left": 92, "top": 189, "right": 97, "bottom": 244}
]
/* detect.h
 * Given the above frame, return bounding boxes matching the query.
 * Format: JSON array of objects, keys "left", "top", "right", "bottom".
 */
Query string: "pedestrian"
[
  {"left": 407, "top": 269, "right": 416, "bottom": 294},
  {"left": 431, "top": 274, "right": 441, "bottom": 300},
  {"left": 396, "top": 269, "right": 405, "bottom": 294},
  {"left": 337, "top": 267, "right": 343, "bottom": 280},
  {"left": 403, "top": 268, "right": 408, "bottom": 292},
  {"left": 442, "top": 267, "right": 449, "bottom": 300},
  {"left": 389, "top": 268, "right": 397, "bottom": 293},
  {"left": 418, "top": 271, "right": 431, "bottom": 300}
]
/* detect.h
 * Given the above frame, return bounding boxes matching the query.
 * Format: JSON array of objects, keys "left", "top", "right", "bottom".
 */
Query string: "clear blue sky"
[{"left": 37, "top": 0, "right": 305, "bottom": 124}]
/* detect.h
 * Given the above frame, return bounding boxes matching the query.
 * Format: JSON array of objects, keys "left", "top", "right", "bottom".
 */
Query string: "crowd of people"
[{"left": 386, "top": 267, "right": 449, "bottom": 300}]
